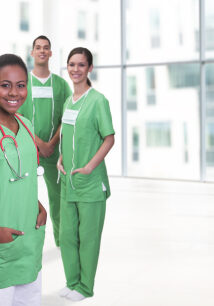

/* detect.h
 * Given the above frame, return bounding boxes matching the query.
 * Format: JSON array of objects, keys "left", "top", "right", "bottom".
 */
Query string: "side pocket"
[
  {"left": 0, "top": 227, "right": 46, "bottom": 288},
  {"left": 0, "top": 235, "right": 23, "bottom": 262},
  {"left": 73, "top": 172, "right": 101, "bottom": 190}
]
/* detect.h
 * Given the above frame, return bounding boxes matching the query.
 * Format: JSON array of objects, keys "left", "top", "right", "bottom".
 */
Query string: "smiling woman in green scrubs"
[
  {"left": 57, "top": 47, "right": 115, "bottom": 302},
  {"left": 0, "top": 54, "right": 46, "bottom": 306}
]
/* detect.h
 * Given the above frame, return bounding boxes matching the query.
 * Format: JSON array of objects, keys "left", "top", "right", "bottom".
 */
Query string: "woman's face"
[
  {"left": 0, "top": 65, "right": 27, "bottom": 115},
  {"left": 67, "top": 53, "right": 93, "bottom": 85}
]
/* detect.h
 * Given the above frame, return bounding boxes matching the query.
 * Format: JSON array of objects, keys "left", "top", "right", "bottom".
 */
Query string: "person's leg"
[
  {"left": 12, "top": 271, "right": 42, "bottom": 306},
  {"left": 0, "top": 286, "right": 15, "bottom": 306},
  {"left": 59, "top": 180, "right": 80, "bottom": 291},
  {"left": 74, "top": 201, "right": 106, "bottom": 297},
  {"left": 42, "top": 161, "right": 61, "bottom": 246}
]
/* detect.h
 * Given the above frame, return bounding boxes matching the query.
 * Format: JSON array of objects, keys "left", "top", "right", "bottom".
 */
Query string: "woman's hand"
[
  {"left": 72, "top": 165, "right": 92, "bottom": 175},
  {"left": 71, "top": 135, "right": 115, "bottom": 176},
  {"left": 57, "top": 154, "right": 66, "bottom": 175},
  {"left": 0, "top": 227, "right": 24, "bottom": 243},
  {"left": 36, "top": 202, "right": 47, "bottom": 229}
]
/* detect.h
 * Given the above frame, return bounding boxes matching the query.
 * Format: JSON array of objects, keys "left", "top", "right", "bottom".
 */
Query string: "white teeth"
[{"left": 8, "top": 101, "right": 18, "bottom": 104}]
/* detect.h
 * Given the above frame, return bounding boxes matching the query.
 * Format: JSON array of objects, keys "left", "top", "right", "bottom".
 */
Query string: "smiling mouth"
[{"left": 8, "top": 100, "right": 18, "bottom": 104}]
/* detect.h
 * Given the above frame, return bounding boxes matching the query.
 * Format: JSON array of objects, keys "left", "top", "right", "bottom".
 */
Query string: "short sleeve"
[{"left": 96, "top": 95, "right": 115, "bottom": 138}]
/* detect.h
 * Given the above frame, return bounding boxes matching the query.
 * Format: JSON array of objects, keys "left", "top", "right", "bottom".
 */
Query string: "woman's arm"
[
  {"left": 36, "top": 201, "right": 47, "bottom": 229},
  {"left": 72, "top": 134, "right": 115, "bottom": 175}
]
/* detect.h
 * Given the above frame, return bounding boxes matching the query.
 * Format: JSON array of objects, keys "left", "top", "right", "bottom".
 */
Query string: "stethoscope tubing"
[
  {"left": 0, "top": 132, "right": 18, "bottom": 151},
  {"left": 14, "top": 113, "right": 40, "bottom": 165},
  {"left": 0, "top": 114, "right": 40, "bottom": 182}
]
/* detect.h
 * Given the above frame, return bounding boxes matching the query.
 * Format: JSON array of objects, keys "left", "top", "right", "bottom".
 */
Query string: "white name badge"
[
  {"left": 62, "top": 109, "right": 79, "bottom": 125},
  {"left": 32, "top": 86, "right": 53, "bottom": 98}
]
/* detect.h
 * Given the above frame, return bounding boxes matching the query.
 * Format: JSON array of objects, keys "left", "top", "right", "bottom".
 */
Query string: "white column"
[{"left": 43, "top": 0, "right": 61, "bottom": 74}]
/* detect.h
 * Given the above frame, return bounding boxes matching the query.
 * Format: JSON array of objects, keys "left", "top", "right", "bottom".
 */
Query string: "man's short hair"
[{"left": 32, "top": 35, "right": 51, "bottom": 49}]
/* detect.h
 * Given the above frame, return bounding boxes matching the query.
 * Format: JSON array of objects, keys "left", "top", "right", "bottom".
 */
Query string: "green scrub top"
[
  {"left": 0, "top": 116, "right": 45, "bottom": 289},
  {"left": 61, "top": 88, "right": 115, "bottom": 202},
  {"left": 19, "top": 72, "right": 71, "bottom": 164}
]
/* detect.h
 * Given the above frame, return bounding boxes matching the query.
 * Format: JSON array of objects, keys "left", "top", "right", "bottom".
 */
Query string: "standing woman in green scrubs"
[
  {"left": 57, "top": 47, "right": 115, "bottom": 302},
  {"left": 0, "top": 54, "right": 46, "bottom": 306}
]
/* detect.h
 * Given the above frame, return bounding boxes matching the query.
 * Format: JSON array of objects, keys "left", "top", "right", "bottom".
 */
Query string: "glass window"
[
  {"left": 26, "top": 46, "right": 33, "bottom": 71},
  {"left": 149, "top": 8, "right": 161, "bottom": 48},
  {"left": 183, "top": 122, "right": 189, "bottom": 163},
  {"left": 126, "top": 0, "right": 199, "bottom": 64},
  {"left": 168, "top": 64, "right": 200, "bottom": 88},
  {"left": 5, "top": 0, "right": 211, "bottom": 181},
  {"left": 127, "top": 76, "right": 137, "bottom": 110},
  {"left": 206, "top": 64, "right": 214, "bottom": 178},
  {"left": 90, "top": 54, "right": 98, "bottom": 81},
  {"left": 20, "top": 2, "right": 29, "bottom": 31},
  {"left": 206, "top": 0, "right": 214, "bottom": 58},
  {"left": 77, "top": 11, "right": 86, "bottom": 39},
  {"left": 132, "top": 127, "right": 139, "bottom": 161},
  {"left": 90, "top": 68, "right": 121, "bottom": 176},
  {"left": 146, "top": 122, "right": 171, "bottom": 147},
  {"left": 127, "top": 65, "right": 200, "bottom": 180},
  {"left": 94, "top": 13, "right": 99, "bottom": 41},
  {"left": 206, "top": 123, "right": 214, "bottom": 166},
  {"left": 146, "top": 67, "right": 156, "bottom": 105},
  {"left": 59, "top": 0, "right": 120, "bottom": 66}
]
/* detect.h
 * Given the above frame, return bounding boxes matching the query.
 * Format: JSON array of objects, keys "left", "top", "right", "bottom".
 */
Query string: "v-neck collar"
[
  {"left": 31, "top": 71, "right": 52, "bottom": 86},
  {"left": 0, "top": 116, "right": 21, "bottom": 138},
  {"left": 72, "top": 87, "right": 92, "bottom": 104}
]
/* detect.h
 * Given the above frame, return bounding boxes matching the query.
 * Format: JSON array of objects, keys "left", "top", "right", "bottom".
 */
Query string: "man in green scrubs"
[{"left": 19, "top": 35, "right": 71, "bottom": 246}]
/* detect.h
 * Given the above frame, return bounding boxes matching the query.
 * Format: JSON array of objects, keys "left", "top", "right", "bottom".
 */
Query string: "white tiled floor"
[{"left": 39, "top": 177, "right": 214, "bottom": 306}]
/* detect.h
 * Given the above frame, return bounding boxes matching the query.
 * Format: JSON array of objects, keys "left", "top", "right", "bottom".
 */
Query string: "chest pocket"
[
  {"left": 32, "top": 86, "right": 53, "bottom": 98},
  {"left": 62, "top": 109, "right": 79, "bottom": 126}
]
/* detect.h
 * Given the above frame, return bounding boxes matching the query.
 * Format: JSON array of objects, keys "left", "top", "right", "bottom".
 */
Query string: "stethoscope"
[{"left": 0, "top": 114, "right": 44, "bottom": 182}]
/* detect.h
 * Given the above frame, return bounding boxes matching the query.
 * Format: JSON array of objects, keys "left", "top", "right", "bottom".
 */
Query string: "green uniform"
[
  {"left": 60, "top": 88, "right": 115, "bottom": 297},
  {"left": 19, "top": 72, "right": 71, "bottom": 246},
  {"left": 0, "top": 116, "right": 45, "bottom": 289}
]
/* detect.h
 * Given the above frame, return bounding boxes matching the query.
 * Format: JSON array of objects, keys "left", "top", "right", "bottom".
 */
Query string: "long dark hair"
[
  {"left": 0, "top": 54, "right": 28, "bottom": 81},
  {"left": 67, "top": 47, "right": 93, "bottom": 87}
]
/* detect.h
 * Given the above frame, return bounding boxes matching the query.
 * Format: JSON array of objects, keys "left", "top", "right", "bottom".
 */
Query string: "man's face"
[{"left": 31, "top": 39, "right": 52, "bottom": 66}]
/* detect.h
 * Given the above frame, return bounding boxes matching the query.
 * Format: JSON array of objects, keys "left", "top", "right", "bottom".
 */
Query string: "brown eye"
[
  {"left": 0, "top": 83, "right": 10, "bottom": 88},
  {"left": 17, "top": 84, "right": 26, "bottom": 88}
]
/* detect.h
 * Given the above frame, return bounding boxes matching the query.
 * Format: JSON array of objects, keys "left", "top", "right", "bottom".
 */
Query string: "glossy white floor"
[{"left": 38, "top": 176, "right": 214, "bottom": 306}]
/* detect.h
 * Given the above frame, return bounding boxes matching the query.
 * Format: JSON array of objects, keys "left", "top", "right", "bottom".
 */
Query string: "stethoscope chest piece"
[
  {"left": 37, "top": 166, "right": 44, "bottom": 176},
  {"left": 9, "top": 172, "right": 29, "bottom": 182}
]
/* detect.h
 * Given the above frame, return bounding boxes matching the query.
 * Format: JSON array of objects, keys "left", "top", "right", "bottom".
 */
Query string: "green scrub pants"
[
  {"left": 59, "top": 195, "right": 106, "bottom": 297},
  {"left": 41, "top": 160, "right": 60, "bottom": 246}
]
